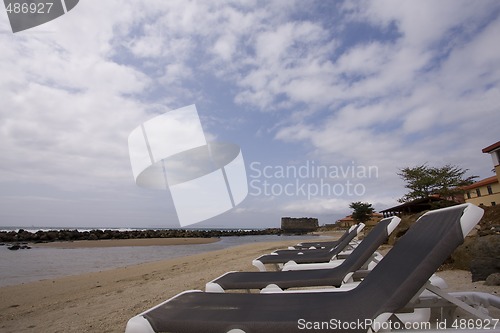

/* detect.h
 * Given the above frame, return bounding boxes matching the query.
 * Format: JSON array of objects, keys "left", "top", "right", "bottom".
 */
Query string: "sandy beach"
[{"left": 0, "top": 237, "right": 498, "bottom": 333}]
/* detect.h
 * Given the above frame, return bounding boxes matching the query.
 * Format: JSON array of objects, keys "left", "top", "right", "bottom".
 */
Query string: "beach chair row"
[{"left": 126, "top": 203, "right": 500, "bottom": 333}]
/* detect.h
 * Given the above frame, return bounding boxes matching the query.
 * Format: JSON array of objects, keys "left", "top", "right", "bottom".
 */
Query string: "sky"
[{"left": 0, "top": 0, "right": 499, "bottom": 229}]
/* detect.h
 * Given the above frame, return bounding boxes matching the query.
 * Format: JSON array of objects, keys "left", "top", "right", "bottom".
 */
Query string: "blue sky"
[{"left": 0, "top": 0, "right": 499, "bottom": 229}]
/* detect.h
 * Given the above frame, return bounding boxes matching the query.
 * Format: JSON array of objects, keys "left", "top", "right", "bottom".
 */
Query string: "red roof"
[
  {"left": 482, "top": 141, "right": 500, "bottom": 153},
  {"left": 338, "top": 212, "right": 383, "bottom": 222},
  {"left": 462, "top": 176, "right": 498, "bottom": 190}
]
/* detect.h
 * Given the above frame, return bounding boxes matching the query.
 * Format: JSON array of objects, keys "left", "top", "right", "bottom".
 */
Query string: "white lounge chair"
[
  {"left": 206, "top": 217, "right": 399, "bottom": 292},
  {"left": 252, "top": 223, "right": 365, "bottom": 271}
]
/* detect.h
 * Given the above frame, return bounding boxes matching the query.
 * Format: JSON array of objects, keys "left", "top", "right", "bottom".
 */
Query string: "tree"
[
  {"left": 397, "top": 163, "right": 477, "bottom": 203},
  {"left": 349, "top": 202, "right": 375, "bottom": 224}
]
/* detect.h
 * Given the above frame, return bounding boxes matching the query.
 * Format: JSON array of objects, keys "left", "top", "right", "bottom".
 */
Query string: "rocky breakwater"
[{"left": 0, "top": 228, "right": 282, "bottom": 245}]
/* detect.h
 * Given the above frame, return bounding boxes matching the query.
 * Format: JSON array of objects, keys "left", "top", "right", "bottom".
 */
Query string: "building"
[
  {"left": 336, "top": 215, "right": 355, "bottom": 228},
  {"left": 336, "top": 212, "right": 383, "bottom": 227},
  {"left": 463, "top": 176, "right": 499, "bottom": 206},
  {"left": 483, "top": 141, "right": 500, "bottom": 182},
  {"left": 463, "top": 141, "right": 500, "bottom": 207},
  {"left": 380, "top": 197, "right": 457, "bottom": 217}
]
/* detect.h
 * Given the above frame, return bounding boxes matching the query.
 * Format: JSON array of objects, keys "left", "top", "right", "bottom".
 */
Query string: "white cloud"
[
  {"left": 233, "top": 18, "right": 336, "bottom": 109},
  {"left": 347, "top": 0, "right": 493, "bottom": 48},
  {"left": 128, "top": 34, "right": 164, "bottom": 58},
  {"left": 161, "top": 63, "right": 193, "bottom": 84},
  {"left": 213, "top": 34, "right": 237, "bottom": 61},
  {"left": 335, "top": 42, "right": 391, "bottom": 76},
  {"left": 402, "top": 107, "right": 438, "bottom": 133},
  {"left": 273, "top": 1, "right": 500, "bottom": 186},
  {"left": 0, "top": 4, "right": 152, "bottom": 191}
]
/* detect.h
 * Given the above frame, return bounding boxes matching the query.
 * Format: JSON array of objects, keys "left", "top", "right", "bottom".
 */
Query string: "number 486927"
[{"left": 5, "top": 2, "right": 53, "bottom": 14}]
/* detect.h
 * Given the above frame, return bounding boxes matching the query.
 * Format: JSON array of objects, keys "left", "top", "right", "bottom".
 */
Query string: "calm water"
[{"left": 0, "top": 234, "right": 324, "bottom": 287}]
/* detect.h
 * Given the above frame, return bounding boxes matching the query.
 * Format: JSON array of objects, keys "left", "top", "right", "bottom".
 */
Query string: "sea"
[{"left": 0, "top": 227, "right": 325, "bottom": 287}]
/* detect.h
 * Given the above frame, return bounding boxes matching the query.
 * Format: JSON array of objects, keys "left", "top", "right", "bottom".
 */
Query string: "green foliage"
[
  {"left": 398, "top": 163, "right": 477, "bottom": 203},
  {"left": 349, "top": 201, "right": 375, "bottom": 223}
]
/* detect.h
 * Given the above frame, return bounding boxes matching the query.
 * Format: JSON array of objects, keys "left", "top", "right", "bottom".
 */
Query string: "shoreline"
[{"left": 32, "top": 237, "right": 220, "bottom": 248}]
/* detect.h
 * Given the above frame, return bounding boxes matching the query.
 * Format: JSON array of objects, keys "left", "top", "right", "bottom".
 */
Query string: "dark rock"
[
  {"left": 471, "top": 258, "right": 500, "bottom": 282},
  {"left": 8, "top": 245, "right": 20, "bottom": 250},
  {"left": 471, "top": 235, "right": 500, "bottom": 257},
  {"left": 451, "top": 236, "right": 476, "bottom": 270},
  {"left": 485, "top": 273, "right": 500, "bottom": 286},
  {"left": 451, "top": 234, "right": 500, "bottom": 279},
  {"left": 468, "top": 235, "right": 500, "bottom": 282}
]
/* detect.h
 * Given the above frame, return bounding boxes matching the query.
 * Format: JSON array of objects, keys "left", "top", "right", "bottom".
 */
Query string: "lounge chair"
[
  {"left": 291, "top": 223, "right": 360, "bottom": 250},
  {"left": 274, "top": 223, "right": 364, "bottom": 255},
  {"left": 252, "top": 223, "right": 365, "bottom": 271},
  {"left": 205, "top": 216, "right": 400, "bottom": 292},
  {"left": 126, "top": 203, "right": 497, "bottom": 333}
]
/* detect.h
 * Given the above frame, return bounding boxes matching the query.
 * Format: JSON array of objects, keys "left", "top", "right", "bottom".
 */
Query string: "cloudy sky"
[{"left": 1, "top": 0, "right": 499, "bottom": 229}]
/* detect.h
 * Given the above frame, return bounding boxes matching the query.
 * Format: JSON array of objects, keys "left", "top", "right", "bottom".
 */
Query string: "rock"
[
  {"left": 5, "top": 243, "right": 31, "bottom": 250},
  {"left": 471, "top": 235, "right": 500, "bottom": 257},
  {"left": 485, "top": 273, "right": 500, "bottom": 286},
  {"left": 471, "top": 235, "right": 500, "bottom": 282},
  {"left": 470, "top": 258, "right": 500, "bottom": 282},
  {"left": 451, "top": 236, "right": 476, "bottom": 270}
]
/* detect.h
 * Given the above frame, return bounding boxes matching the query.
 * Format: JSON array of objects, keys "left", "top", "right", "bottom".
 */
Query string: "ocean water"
[{"left": 0, "top": 234, "right": 325, "bottom": 287}]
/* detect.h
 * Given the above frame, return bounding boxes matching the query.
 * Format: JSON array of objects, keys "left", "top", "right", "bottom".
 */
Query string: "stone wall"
[{"left": 281, "top": 217, "right": 318, "bottom": 234}]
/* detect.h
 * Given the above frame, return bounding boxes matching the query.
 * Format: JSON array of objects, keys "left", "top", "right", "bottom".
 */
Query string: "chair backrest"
[
  {"left": 352, "top": 203, "right": 483, "bottom": 319},
  {"left": 335, "top": 216, "right": 400, "bottom": 275},
  {"left": 336, "top": 224, "right": 358, "bottom": 243},
  {"left": 328, "top": 223, "right": 365, "bottom": 254},
  {"left": 298, "top": 224, "right": 357, "bottom": 248}
]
